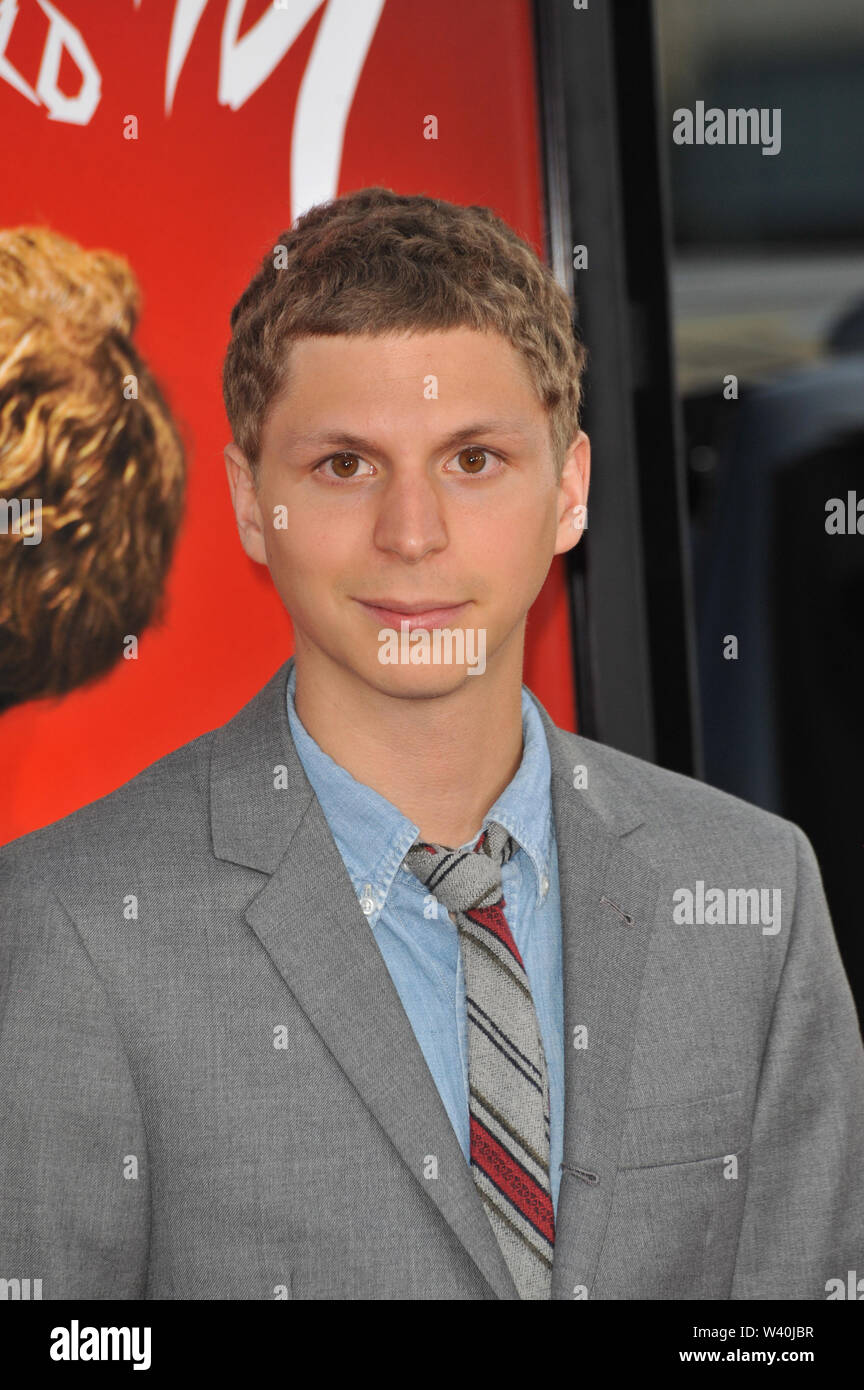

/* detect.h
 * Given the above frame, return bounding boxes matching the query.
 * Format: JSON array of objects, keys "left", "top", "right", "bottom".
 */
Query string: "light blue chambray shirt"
[{"left": 285, "top": 665, "right": 565, "bottom": 1216}]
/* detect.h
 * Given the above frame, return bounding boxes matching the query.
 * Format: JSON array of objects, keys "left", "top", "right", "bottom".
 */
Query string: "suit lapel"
[
  {"left": 211, "top": 660, "right": 519, "bottom": 1300},
  {"left": 531, "top": 699, "right": 663, "bottom": 1299}
]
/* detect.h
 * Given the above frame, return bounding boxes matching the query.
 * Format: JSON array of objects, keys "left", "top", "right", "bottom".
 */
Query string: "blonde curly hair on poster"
[{"left": 0, "top": 227, "right": 187, "bottom": 712}]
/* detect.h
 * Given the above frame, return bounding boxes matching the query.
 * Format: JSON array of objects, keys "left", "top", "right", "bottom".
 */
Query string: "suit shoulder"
[
  {"left": 559, "top": 726, "right": 800, "bottom": 850},
  {"left": 0, "top": 723, "right": 217, "bottom": 878}
]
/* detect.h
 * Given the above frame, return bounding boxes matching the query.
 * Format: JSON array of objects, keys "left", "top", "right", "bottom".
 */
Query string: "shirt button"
[
  {"left": 540, "top": 873, "right": 549, "bottom": 900},
  {"left": 359, "top": 883, "right": 375, "bottom": 915}
]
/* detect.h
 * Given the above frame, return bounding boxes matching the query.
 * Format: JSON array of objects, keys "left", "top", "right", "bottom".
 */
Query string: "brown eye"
[
  {"left": 329, "top": 452, "right": 361, "bottom": 477},
  {"left": 458, "top": 448, "right": 488, "bottom": 473}
]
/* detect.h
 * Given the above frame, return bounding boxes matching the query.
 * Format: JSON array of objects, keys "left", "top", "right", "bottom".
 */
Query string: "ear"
[
  {"left": 553, "top": 430, "right": 591, "bottom": 556},
  {"left": 224, "top": 443, "right": 268, "bottom": 565}
]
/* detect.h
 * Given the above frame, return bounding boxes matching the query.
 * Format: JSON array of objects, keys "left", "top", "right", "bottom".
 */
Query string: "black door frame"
[{"left": 533, "top": 0, "right": 703, "bottom": 778}]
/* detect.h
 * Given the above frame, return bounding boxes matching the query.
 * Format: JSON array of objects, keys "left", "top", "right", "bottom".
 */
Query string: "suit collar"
[
  {"left": 210, "top": 658, "right": 660, "bottom": 1298},
  {"left": 523, "top": 687, "right": 647, "bottom": 840},
  {"left": 210, "top": 659, "right": 314, "bottom": 874},
  {"left": 210, "top": 658, "right": 647, "bottom": 872}
]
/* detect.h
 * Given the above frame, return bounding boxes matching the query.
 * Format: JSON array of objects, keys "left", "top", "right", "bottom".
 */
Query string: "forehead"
[{"left": 264, "top": 328, "right": 545, "bottom": 437}]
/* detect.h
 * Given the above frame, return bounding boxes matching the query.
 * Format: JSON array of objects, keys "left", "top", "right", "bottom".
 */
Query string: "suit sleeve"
[
  {"left": 730, "top": 822, "right": 864, "bottom": 1298},
  {"left": 0, "top": 860, "right": 150, "bottom": 1299}
]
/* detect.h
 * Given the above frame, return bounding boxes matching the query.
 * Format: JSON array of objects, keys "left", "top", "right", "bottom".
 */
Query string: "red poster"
[{"left": 0, "top": 0, "right": 576, "bottom": 842}]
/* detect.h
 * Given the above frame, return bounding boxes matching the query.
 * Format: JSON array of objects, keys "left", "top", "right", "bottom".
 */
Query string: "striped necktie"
[{"left": 403, "top": 821, "right": 555, "bottom": 1298}]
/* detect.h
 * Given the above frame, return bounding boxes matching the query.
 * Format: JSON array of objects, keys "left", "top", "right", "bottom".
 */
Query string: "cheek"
[
  {"left": 500, "top": 508, "right": 559, "bottom": 609},
  {"left": 478, "top": 499, "right": 555, "bottom": 570},
  {"left": 262, "top": 512, "right": 329, "bottom": 580},
  {"left": 261, "top": 527, "right": 294, "bottom": 585},
  {"left": 256, "top": 530, "right": 308, "bottom": 618}
]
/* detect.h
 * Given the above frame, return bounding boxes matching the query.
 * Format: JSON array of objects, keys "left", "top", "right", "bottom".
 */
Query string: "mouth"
[{"left": 354, "top": 598, "right": 471, "bottom": 631}]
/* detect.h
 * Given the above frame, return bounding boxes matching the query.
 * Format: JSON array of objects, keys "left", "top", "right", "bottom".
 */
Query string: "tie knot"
[{"left": 403, "top": 820, "right": 517, "bottom": 916}]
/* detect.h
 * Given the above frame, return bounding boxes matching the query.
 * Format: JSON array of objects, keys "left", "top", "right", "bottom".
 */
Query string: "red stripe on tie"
[
  {"left": 466, "top": 900, "right": 526, "bottom": 970},
  {"left": 470, "top": 1115, "right": 555, "bottom": 1245}
]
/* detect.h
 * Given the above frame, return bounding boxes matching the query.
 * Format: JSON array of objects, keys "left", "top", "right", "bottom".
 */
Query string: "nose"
[{"left": 372, "top": 467, "right": 448, "bottom": 562}]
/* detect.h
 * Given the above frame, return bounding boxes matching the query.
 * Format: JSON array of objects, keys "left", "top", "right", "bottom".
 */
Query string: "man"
[{"left": 1, "top": 188, "right": 862, "bottom": 1300}]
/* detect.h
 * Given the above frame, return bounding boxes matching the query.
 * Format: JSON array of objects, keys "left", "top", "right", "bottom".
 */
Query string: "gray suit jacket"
[{"left": 1, "top": 658, "right": 862, "bottom": 1300}]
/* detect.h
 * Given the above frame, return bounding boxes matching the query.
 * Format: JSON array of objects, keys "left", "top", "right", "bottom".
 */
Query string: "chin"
[{"left": 361, "top": 661, "right": 487, "bottom": 699}]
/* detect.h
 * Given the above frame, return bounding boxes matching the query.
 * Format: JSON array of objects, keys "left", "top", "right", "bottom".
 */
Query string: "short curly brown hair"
[
  {"left": 0, "top": 227, "right": 187, "bottom": 712},
  {"left": 222, "top": 187, "right": 586, "bottom": 479}
]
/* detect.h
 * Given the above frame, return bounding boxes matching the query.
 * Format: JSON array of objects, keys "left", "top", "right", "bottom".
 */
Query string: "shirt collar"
[
  {"left": 285, "top": 665, "right": 554, "bottom": 923},
  {"left": 482, "top": 693, "right": 554, "bottom": 899}
]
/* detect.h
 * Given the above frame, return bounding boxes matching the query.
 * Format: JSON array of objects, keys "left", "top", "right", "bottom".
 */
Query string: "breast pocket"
[{"left": 592, "top": 1091, "right": 750, "bottom": 1300}]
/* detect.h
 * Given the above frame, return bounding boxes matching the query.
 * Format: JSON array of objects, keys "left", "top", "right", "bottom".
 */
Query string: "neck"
[{"left": 293, "top": 632, "right": 525, "bottom": 847}]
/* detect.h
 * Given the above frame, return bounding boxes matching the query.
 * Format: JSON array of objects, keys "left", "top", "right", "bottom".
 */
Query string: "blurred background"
[{"left": 657, "top": 0, "right": 864, "bottom": 1019}]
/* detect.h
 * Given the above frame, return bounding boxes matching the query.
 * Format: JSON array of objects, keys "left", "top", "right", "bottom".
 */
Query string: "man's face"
[{"left": 225, "top": 327, "right": 589, "bottom": 699}]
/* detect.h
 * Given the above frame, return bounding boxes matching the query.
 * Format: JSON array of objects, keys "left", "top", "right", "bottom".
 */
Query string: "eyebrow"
[{"left": 281, "top": 419, "right": 536, "bottom": 456}]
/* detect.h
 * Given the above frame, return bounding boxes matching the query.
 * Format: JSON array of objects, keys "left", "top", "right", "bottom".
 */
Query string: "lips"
[{"left": 355, "top": 599, "right": 470, "bottom": 631}]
